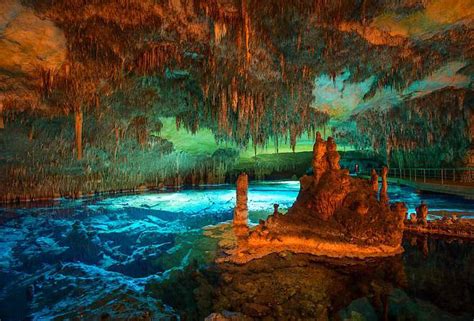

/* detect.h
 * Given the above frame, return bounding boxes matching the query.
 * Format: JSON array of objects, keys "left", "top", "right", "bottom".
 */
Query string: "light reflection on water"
[
  {"left": 0, "top": 181, "right": 473, "bottom": 320},
  {"left": 88, "top": 180, "right": 474, "bottom": 218}
]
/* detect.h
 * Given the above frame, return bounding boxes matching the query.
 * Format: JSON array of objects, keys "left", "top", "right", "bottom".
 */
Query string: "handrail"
[{"left": 358, "top": 167, "right": 474, "bottom": 185}]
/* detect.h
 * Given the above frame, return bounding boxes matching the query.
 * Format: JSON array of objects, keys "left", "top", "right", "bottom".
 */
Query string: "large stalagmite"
[
  {"left": 233, "top": 173, "right": 249, "bottom": 227},
  {"left": 223, "top": 133, "right": 407, "bottom": 264}
]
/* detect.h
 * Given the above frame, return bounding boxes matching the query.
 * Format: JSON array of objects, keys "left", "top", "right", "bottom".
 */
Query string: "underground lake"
[
  {"left": 1, "top": 0, "right": 474, "bottom": 320},
  {"left": 0, "top": 182, "right": 473, "bottom": 320}
]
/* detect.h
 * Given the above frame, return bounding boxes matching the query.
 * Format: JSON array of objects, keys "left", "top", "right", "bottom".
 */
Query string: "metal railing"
[{"left": 359, "top": 167, "right": 474, "bottom": 185}]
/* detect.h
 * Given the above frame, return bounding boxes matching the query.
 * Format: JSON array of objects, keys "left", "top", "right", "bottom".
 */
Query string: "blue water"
[
  {"left": 0, "top": 181, "right": 473, "bottom": 320},
  {"left": 77, "top": 180, "right": 474, "bottom": 218}
]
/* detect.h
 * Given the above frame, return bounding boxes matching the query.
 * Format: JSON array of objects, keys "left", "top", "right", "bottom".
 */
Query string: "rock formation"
[
  {"left": 404, "top": 204, "right": 474, "bottom": 239},
  {"left": 312, "top": 132, "right": 328, "bottom": 183},
  {"left": 416, "top": 202, "right": 428, "bottom": 225},
  {"left": 380, "top": 166, "right": 389, "bottom": 203},
  {"left": 233, "top": 173, "right": 249, "bottom": 230},
  {"left": 224, "top": 133, "right": 407, "bottom": 264},
  {"left": 272, "top": 204, "right": 280, "bottom": 218},
  {"left": 370, "top": 169, "right": 379, "bottom": 193}
]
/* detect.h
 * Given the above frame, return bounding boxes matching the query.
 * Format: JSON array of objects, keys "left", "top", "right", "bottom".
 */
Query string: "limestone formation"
[
  {"left": 370, "top": 169, "right": 379, "bottom": 193},
  {"left": 233, "top": 173, "right": 248, "bottom": 227},
  {"left": 326, "top": 137, "right": 340, "bottom": 170},
  {"left": 415, "top": 202, "right": 428, "bottom": 226},
  {"left": 0, "top": 0, "right": 67, "bottom": 108},
  {"left": 391, "top": 202, "right": 408, "bottom": 225},
  {"left": 405, "top": 206, "right": 474, "bottom": 239},
  {"left": 312, "top": 132, "right": 327, "bottom": 183},
  {"left": 225, "top": 134, "right": 407, "bottom": 263},
  {"left": 380, "top": 166, "right": 389, "bottom": 203},
  {"left": 273, "top": 204, "right": 280, "bottom": 218}
]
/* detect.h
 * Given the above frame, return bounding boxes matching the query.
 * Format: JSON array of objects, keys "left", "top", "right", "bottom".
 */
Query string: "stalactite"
[
  {"left": 0, "top": 102, "right": 4, "bottom": 129},
  {"left": 241, "top": 0, "right": 251, "bottom": 68},
  {"left": 75, "top": 107, "right": 83, "bottom": 160}
]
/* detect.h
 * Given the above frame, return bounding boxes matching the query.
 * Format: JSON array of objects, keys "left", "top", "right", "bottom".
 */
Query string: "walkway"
[{"left": 358, "top": 167, "right": 474, "bottom": 199}]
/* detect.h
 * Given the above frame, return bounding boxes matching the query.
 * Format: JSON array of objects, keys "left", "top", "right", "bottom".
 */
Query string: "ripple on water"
[{"left": 0, "top": 181, "right": 473, "bottom": 319}]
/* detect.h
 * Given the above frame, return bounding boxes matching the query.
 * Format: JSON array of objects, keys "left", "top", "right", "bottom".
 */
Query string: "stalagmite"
[
  {"left": 380, "top": 166, "right": 389, "bottom": 202},
  {"left": 416, "top": 202, "right": 428, "bottom": 226},
  {"left": 233, "top": 172, "right": 248, "bottom": 227},
  {"left": 370, "top": 169, "right": 379, "bottom": 193},
  {"left": 326, "top": 137, "right": 340, "bottom": 170},
  {"left": 273, "top": 203, "right": 280, "bottom": 218},
  {"left": 312, "top": 132, "right": 327, "bottom": 183}
]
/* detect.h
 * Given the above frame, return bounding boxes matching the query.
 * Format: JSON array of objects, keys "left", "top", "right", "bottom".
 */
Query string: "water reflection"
[
  {"left": 0, "top": 182, "right": 473, "bottom": 320},
  {"left": 211, "top": 254, "right": 406, "bottom": 320},
  {"left": 152, "top": 236, "right": 473, "bottom": 321}
]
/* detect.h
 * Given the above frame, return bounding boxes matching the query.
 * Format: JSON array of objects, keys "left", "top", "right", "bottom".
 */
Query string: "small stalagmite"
[
  {"left": 380, "top": 166, "right": 389, "bottom": 203},
  {"left": 273, "top": 203, "right": 280, "bottom": 218},
  {"left": 312, "top": 132, "right": 327, "bottom": 183},
  {"left": 326, "top": 137, "right": 340, "bottom": 170},
  {"left": 416, "top": 202, "right": 428, "bottom": 225},
  {"left": 233, "top": 172, "right": 249, "bottom": 227},
  {"left": 370, "top": 169, "right": 379, "bottom": 193}
]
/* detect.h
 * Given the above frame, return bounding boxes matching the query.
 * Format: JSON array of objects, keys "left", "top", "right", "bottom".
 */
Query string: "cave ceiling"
[{"left": 0, "top": 0, "right": 472, "bottom": 147}]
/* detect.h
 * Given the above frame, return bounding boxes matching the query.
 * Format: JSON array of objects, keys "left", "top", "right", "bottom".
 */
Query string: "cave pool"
[{"left": 0, "top": 181, "right": 473, "bottom": 320}]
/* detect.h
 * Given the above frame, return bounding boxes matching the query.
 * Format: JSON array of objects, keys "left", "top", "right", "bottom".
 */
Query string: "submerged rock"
[{"left": 205, "top": 311, "right": 252, "bottom": 321}]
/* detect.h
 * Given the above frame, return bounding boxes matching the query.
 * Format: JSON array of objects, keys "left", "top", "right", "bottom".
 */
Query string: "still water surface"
[{"left": 0, "top": 182, "right": 473, "bottom": 320}]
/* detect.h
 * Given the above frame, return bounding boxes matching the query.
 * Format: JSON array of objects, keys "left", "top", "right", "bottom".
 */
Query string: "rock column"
[
  {"left": 326, "top": 137, "right": 340, "bottom": 170},
  {"left": 370, "top": 169, "right": 379, "bottom": 193},
  {"left": 233, "top": 173, "right": 249, "bottom": 227},
  {"left": 312, "top": 132, "right": 327, "bottom": 183},
  {"left": 380, "top": 166, "right": 389, "bottom": 203}
]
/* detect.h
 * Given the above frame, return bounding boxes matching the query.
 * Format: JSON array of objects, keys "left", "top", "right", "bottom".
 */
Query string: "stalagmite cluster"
[
  {"left": 405, "top": 201, "right": 474, "bottom": 239},
  {"left": 228, "top": 133, "right": 407, "bottom": 263}
]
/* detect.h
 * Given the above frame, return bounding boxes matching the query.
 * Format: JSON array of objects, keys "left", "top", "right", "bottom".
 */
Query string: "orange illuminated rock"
[
  {"left": 0, "top": 0, "right": 66, "bottom": 110},
  {"left": 224, "top": 134, "right": 407, "bottom": 264},
  {"left": 416, "top": 202, "right": 428, "bottom": 226},
  {"left": 311, "top": 132, "right": 328, "bottom": 183},
  {"left": 233, "top": 173, "right": 249, "bottom": 227},
  {"left": 370, "top": 169, "right": 379, "bottom": 193}
]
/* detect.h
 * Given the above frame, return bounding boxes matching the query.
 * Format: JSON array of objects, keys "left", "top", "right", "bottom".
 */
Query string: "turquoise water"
[{"left": 0, "top": 182, "right": 473, "bottom": 320}]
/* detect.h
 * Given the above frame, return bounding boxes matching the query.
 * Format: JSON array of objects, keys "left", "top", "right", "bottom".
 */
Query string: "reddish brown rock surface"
[
  {"left": 370, "top": 169, "right": 379, "bottom": 193},
  {"left": 233, "top": 173, "right": 249, "bottom": 227}
]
